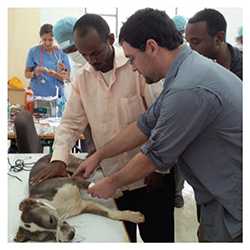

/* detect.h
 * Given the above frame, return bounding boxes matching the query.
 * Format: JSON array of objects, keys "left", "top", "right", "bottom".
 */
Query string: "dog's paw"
[{"left": 125, "top": 211, "right": 145, "bottom": 223}]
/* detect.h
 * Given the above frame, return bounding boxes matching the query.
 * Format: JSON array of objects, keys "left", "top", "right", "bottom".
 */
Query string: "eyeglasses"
[
  {"left": 127, "top": 49, "right": 144, "bottom": 65},
  {"left": 126, "top": 44, "right": 146, "bottom": 65}
]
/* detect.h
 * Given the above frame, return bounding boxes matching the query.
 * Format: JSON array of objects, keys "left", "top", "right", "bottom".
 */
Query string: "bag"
[{"left": 8, "top": 76, "right": 25, "bottom": 89}]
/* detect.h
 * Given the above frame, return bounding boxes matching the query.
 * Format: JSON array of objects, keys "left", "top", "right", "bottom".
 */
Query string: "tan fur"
[{"left": 36, "top": 183, "right": 145, "bottom": 223}]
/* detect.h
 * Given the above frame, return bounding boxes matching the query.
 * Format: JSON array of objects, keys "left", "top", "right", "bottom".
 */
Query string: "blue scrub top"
[{"left": 26, "top": 45, "right": 71, "bottom": 97}]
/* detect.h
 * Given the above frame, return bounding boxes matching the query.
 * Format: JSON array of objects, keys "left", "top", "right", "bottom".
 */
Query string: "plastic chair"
[{"left": 14, "top": 110, "right": 43, "bottom": 153}]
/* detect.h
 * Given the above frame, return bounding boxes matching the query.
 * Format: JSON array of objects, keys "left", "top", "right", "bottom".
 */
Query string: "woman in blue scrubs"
[{"left": 25, "top": 24, "right": 71, "bottom": 98}]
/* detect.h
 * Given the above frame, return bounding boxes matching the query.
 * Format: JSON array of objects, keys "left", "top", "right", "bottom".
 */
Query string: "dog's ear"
[
  {"left": 14, "top": 227, "right": 31, "bottom": 242},
  {"left": 19, "top": 198, "right": 37, "bottom": 211}
]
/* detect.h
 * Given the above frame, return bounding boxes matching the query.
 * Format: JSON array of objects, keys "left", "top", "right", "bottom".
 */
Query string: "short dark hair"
[
  {"left": 119, "top": 8, "right": 183, "bottom": 51},
  {"left": 39, "top": 24, "right": 53, "bottom": 37},
  {"left": 73, "top": 14, "right": 110, "bottom": 42},
  {"left": 188, "top": 9, "right": 227, "bottom": 38}
]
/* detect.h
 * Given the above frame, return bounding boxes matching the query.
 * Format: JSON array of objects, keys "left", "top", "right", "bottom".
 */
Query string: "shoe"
[{"left": 175, "top": 194, "right": 184, "bottom": 208}]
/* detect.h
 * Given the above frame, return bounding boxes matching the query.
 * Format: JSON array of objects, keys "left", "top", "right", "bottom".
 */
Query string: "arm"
[
  {"left": 46, "top": 50, "right": 71, "bottom": 81},
  {"left": 109, "top": 152, "right": 156, "bottom": 188},
  {"left": 25, "top": 47, "right": 50, "bottom": 80},
  {"left": 24, "top": 47, "right": 43, "bottom": 79},
  {"left": 88, "top": 152, "right": 156, "bottom": 199},
  {"left": 87, "top": 88, "right": 223, "bottom": 198},
  {"left": 54, "top": 50, "right": 71, "bottom": 81},
  {"left": 73, "top": 121, "right": 148, "bottom": 178},
  {"left": 51, "top": 80, "right": 89, "bottom": 164},
  {"left": 25, "top": 66, "right": 48, "bottom": 79},
  {"left": 25, "top": 48, "right": 35, "bottom": 79},
  {"left": 46, "top": 69, "right": 70, "bottom": 81},
  {"left": 31, "top": 77, "right": 89, "bottom": 184},
  {"left": 73, "top": 76, "right": 161, "bottom": 179}
]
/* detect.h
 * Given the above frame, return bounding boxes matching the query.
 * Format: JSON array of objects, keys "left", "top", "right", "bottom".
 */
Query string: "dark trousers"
[
  {"left": 197, "top": 204, "right": 201, "bottom": 222},
  {"left": 115, "top": 170, "right": 175, "bottom": 242}
]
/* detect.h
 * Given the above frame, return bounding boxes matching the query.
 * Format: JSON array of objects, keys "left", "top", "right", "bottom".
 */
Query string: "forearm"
[
  {"left": 52, "top": 119, "right": 88, "bottom": 163},
  {"left": 51, "top": 127, "right": 78, "bottom": 164},
  {"left": 98, "top": 121, "right": 148, "bottom": 161},
  {"left": 51, "top": 91, "right": 89, "bottom": 163},
  {"left": 109, "top": 152, "right": 156, "bottom": 189}
]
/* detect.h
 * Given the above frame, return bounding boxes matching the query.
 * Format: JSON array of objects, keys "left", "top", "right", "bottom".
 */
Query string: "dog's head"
[{"left": 15, "top": 198, "right": 75, "bottom": 242}]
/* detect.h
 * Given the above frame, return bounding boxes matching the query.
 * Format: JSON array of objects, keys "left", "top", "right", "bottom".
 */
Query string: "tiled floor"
[{"left": 137, "top": 182, "right": 199, "bottom": 242}]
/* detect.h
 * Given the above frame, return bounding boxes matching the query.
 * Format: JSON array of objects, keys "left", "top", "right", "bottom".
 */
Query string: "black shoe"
[{"left": 175, "top": 194, "right": 184, "bottom": 208}]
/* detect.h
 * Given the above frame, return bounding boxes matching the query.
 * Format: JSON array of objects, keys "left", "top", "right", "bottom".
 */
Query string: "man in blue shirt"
[
  {"left": 73, "top": 8, "right": 242, "bottom": 242},
  {"left": 25, "top": 24, "right": 71, "bottom": 97}
]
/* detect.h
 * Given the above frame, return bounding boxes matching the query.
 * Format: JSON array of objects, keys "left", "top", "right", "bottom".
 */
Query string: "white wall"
[
  {"left": 218, "top": 8, "right": 242, "bottom": 46},
  {"left": 40, "top": 8, "right": 84, "bottom": 27},
  {"left": 8, "top": 8, "right": 40, "bottom": 85}
]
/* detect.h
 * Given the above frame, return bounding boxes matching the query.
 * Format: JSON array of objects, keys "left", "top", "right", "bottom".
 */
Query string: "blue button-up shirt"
[{"left": 137, "top": 45, "right": 242, "bottom": 238}]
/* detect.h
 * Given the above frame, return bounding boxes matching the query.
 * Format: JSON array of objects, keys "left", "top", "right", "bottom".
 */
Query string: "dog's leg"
[{"left": 80, "top": 200, "right": 145, "bottom": 224}]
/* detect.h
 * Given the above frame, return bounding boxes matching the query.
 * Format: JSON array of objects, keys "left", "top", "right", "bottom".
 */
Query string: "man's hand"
[
  {"left": 72, "top": 151, "right": 101, "bottom": 179},
  {"left": 87, "top": 176, "right": 118, "bottom": 199},
  {"left": 30, "top": 160, "right": 68, "bottom": 185}
]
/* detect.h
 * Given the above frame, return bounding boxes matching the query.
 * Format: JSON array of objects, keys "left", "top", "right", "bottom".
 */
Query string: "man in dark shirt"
[{"left": 185, "top": 8, "right": 242, "bottom": 80}]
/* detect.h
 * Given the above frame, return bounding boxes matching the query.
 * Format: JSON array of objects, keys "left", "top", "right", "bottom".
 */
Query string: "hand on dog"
[
  {"left": 72, "top": 152, "right": 101, "bottom": 179},
  {"left": 30, "top": 160, "right": 68, "bottom": 185},
  {"left": 87, "top": 177, "right": 117, "bottom": 199}
]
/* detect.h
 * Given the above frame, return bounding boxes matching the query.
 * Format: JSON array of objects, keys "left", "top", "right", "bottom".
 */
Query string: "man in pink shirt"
[{"left": 31, "top": 14, "right": 174, "bottom": 242}]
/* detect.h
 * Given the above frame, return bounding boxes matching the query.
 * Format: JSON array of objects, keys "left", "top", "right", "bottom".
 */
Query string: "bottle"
[
  {"left": 56, "top": 96, "right": 66, "bottom": 118},
  {"left": 25, "top": 88, "right": 34, "bottom": 113},
  {"left": 60, "top": 96, "right": 66, "bottom": 115},
  {"left": 50, "top": 99, "right": 56, "bottom": 117},
  {"left": 55, "top": 102, "right": 59, "bottom": 118}
]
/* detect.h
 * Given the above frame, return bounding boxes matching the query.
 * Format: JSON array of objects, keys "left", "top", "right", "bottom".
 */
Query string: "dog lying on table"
[{"left": 14, "top": 154, "right": 145, "bottom": 242}]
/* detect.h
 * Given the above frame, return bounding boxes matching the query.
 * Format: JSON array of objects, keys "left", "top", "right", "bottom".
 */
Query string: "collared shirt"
[
  {"left": 26, "top": 45, "right": 71, "bottom": 97},
  {"left": 227, "top": 43, "right": 243, "bottom": 80},
  {"left": 51, "top": 47, "right": 161, "bottom": 191},
  {"left": 137, "top": 45, "right": 242, "bottom": 238}
]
